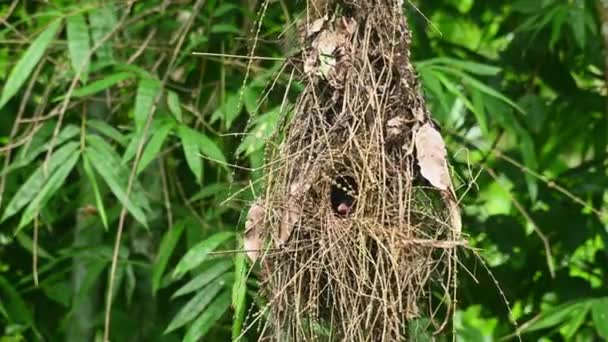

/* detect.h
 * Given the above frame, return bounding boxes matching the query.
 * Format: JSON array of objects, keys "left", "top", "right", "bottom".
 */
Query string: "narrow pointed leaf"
[
  {"left": 522, "top": 300, "right": 589, "bottom": 333},
  {"left": 2, "top": 142, "right": 79, "bottom": 222},
  {"left": 172, "top": 232, "right": 234, "bottom": 280},
  {"left": 55, "top": 72, "right": 133, "bottom": 101},
  {"left": 86, "top": 119, "right": 127, "bottom": 146},
  {"left": 198, "top": 133, "right": 227, "bottom": 167},
  {"left": 0, "top": 276, "right": 33, "bottom": 325},
  {"left": 88, "top": 5, "right": 116, "bottom": 62},
  {"left": 134, "top": 77, "right": 161, "bottom": 131},
  {"left": 232, "top": 251, "right": 248, "bottom": 340},
  {"left": 592, "top": 298, "right": 608, "bottom": 339},
  {"left": 137, "top": 122, "right": 174, "bottom": 174},
  {"left": 165, "top": 275, "right": 231, "bottom": 333},
  {"left": 167, "top": 91, "right": 183, "bottom": 122},
  {"left": 184, "top": 290, "right": 232, "bottom": 342},
  {"left": 178, "top": 125, "right": 203, "bottom": 183},
  {"left": 82, "top": 154, "right": 109, "bottom": 230},
  {"left": 66, "top": 13, "right": 91, "bottom": 83},
  {"left": 152, "top": 222, "right": 186, "bottom": 295},
  {"left": 72, "top": 260, "right": 107, "bottom": 310},
  {"left": 85, "top": 136, "right": 149, "bottom": 228},
  {"left": 18, "top": 150, "right": 80, "bottom": 231},
  {"left": 3, "top": 124, "right": 79, "bottom": 176},
  {"left": 15, "top": 232, "right": 53, "bottom": 259},
  {"left": 172, "top": 259, "right": 233, "bottom": 299},
  {"left": 0, "top": 19, "right": 61, "bottom": 110}
]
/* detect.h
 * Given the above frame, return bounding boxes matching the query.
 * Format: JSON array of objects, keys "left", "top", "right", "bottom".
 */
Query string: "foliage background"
[{"left": 0, "top": 0, "right": 607, "bottom": 341}]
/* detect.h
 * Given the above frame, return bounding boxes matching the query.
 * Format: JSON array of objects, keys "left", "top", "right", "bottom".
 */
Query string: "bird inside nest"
[{"left": 330, "top": 175, "right": 358, "bottom": 216}]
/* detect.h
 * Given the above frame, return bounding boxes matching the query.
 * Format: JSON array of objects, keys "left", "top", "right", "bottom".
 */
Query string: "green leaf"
[
  {"left": 56, "top": 72, "right": 133, "bottom": 100},
  {"left": 137, "top": 121, "right": 174, "bottom": 174},
  {"left": 121, "top": 130, "right": 145, "bottom": 164},
  {"left": 431, "top": 65, "right": 525, "bottom": 114},
  {"left": 183, "top": 290, "right": 231, "bottom": 342},
  {"left": 232, "top": 251, "right": 248, "bottom": 340},
  {"left": 592, "top": 298, "right": 608, "bottom": 340},
  {"left": 71, "top": 260, "right": 107, "bottom": 312},
  {"left": 86, "top": 136, "right": 149, "bottom": 228},
  {"left": 172, "top": 259, "right": 233, "bottom": 299},
  {"left": 165, "top": 275, "right": 232, "bottom": 333},
  {"left": 152, "top": 222, "right": 186, "bottom": 296},
  {"left": 18, "top": 149, "right": 80, "bottom": 231},
  {"left": 125, "top": 264, "right": 136, "bottom": 306},
  {"left": 417, "top": 58, "right": 501, "bottom": 76},
  {"left": 519, "top": 94, "right": 548, "bottom": 134},
  {"left": 66, "top": 13, "right": 91, "bottom": 83},
  {"left": 418, "top": 67, "right": 451, "bottom": 115},
  {"left": 210, "top": 23, "right": 241, "bottom": 34},
  {"left": 560, "top": 304, "right": 589, "bottom": 339},
  {"left": 172, "top": 232, "right": 234, "bottom": 280},
  {"left": 198, "top": 132, "right": 227, "bottom": 167},
  {"left": 0, "top": 276, "right": 33, "bottom": 326},
  {"left": 237, "top": 107, "right": 281, "bottom": 157},
  {"left": 549, "top": 7, "right": 567, "bottom": 50},
  {"left": 1, "top": 141, "right": 80, "bottom": 222},
  {"left": 189, "top": 183, "right": 232, "bottom": 202},
  {"left": 210, "top": 94, "right": 242, "bottom": 129},
  {"left": 178, "top": 125, "right": 203, "bottom": 183},
  {"left": 522, "top": 300, "right": 590, "bottom": 333},
  {"left": 167, "top": 91, "right": 183, "bottom": 123},
  {"left": 134, "top": 77, "right": 161, "bottom": 132},
  {"left": 15, "top": 232, "right": 53, "bottom": 259},
  {"left": 86, "top": 119, "right": 128, "bottom": 146},
  {"left": 212, "top": 4, "right": 239, "bottom": 17},
  {"left": 88, "top": 4, "right": 116, "bottom": 62},
  {"left": 425, "top": 69, "right": 485, "bottom": 129},
  {"left": 568, "top": 3, "right": 586, "bottom": 49},
  {"left": 494, "top": 109, "right": 539, "bottom": 200},
  {"left": 512, "top": 0, "right": 545, "bottom": 13},
  {"left": 0, "top": 19, "right": 61, "bottom": 110},
  {"left": 82, "top": 154, "right": 109, "bottom": 230},
  {"left": 471, "top": 90, "right": 489, "bottom": 135},
  {"left": 3, "top": 124, "right": 79, "bottom": 176}
]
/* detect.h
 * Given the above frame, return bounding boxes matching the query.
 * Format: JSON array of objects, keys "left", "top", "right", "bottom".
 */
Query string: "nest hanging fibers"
[{"left": 244, "top": 0, "right": 465, "bottom": 340}]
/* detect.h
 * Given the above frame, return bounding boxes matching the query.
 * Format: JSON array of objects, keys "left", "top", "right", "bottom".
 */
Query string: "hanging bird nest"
[{"left": 244, "top": 0, "right": 465, "bottom": 340}]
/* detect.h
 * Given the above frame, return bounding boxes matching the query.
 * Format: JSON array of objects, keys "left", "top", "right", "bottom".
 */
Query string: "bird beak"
[{"left": 337, "top": 203, "right": 350, "bottom": 215}]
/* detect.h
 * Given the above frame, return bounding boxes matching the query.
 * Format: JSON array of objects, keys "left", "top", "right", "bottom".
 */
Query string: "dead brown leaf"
[
  {"left": 415, "top": 123, "right": 450, "bottom": 191},
  {"left": 308, "top": 17, "right": 326, "bottom": 36},
  {"left": 244, "top": 202, "right": 265, "bottom": 262}
]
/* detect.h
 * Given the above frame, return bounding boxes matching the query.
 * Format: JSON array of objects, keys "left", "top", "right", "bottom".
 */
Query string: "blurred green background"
[{"left": 0, "top": 0, "right": 607, "bottom": 341}]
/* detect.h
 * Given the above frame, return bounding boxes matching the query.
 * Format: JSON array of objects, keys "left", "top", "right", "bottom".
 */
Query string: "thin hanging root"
[{"left": 245, "top": 1, "right": 466, "bottom": 340}]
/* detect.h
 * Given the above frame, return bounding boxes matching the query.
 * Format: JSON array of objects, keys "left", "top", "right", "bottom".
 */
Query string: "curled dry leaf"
[
  {"left": 415, "top": 123, "right": 462, "bottom": 236},
  {"left": 244, "top": 202, "right": 265, "bottom": 262},
  {"left": 415, "top": 123, "right": 450, "bottom": 191},
  {"left": 308, "top": 16, "right": 326, "bottom": 37}
]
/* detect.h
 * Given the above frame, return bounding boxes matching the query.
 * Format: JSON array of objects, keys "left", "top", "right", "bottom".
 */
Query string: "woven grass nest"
[{"left": 244, "top": 0, "right": 465, "bottom": 340}]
